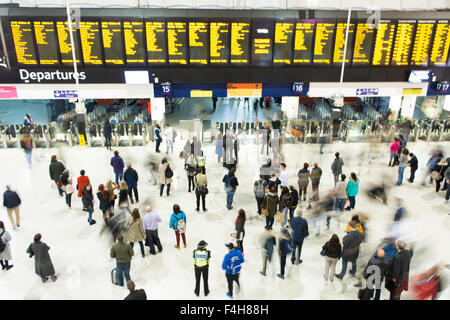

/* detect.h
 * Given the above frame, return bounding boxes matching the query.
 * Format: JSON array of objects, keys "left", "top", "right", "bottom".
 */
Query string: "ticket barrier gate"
[
  {"left": 130, "top": 123, "right": 147, "bottom": 146},
  {"left": 30, "top": 125, "right": 48, "bottom": 148},
  {"left": 345, "top": 120, "right": 366, "bottom": 143},
  {"left": 429, "top": 120, "right": 443, "bottom": 142},
  {"left": 442, "top": 120, "right": 450, "bottom": 141},
  {"left": 0, "top": 124, "right": 19, "bottom": 148},
  {"left": 86, "top": 124, "right": 105, "bottom": 147},
  {"left": 416, "top": 121, "right": 430, "bottom": 142},
  {"left": 115, "top": 122, "right": 132, "bottom": 147}
]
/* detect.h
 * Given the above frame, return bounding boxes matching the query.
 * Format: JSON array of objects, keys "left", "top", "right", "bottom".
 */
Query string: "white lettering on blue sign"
[
  {"left": 356, "top": 88, "right": 379, "bottom": 96},
  {"left": 54, "top": 90, "right": 78, "bottom": 98}
]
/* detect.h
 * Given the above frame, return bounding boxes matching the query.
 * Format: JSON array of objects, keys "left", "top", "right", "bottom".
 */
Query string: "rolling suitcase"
[{"left": 111, "top": 268, "right": 119, "bottom": 285}]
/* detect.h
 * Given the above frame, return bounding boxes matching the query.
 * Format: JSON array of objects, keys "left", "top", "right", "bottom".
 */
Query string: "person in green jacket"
[
  {"left": 262, "top": 186, "right": 279, "bottom": 229},
  {"left": 345, "top": 172, "right": 360, "bottom": 211},
  {"left": 110, "top": 233, "right": 134, "bottom": 287}
]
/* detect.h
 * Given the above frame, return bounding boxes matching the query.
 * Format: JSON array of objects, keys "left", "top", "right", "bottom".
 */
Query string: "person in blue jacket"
[
  {"left": 345, "top": 172, "right": 359, "bottom": 211},
  {"left": 154, "top": 123, "right": 162, "bottom": 153},
  {"left": 110, "top": 150, "right": 125, "bottom": 184},
  {"left": 103, "top": 119, "right": 112, "bottom": 150},
  {"left": 169, "top": 204, "right": 187, "bottom": 249},
  {"left": 289, "top": 209, "right": 309, "bottom": 265},
  {"left": 124, "top": 163, "right": 139, "bottom": 204},
  {"left": 222, "top": 242, "right": 244, "bottom": 298}
]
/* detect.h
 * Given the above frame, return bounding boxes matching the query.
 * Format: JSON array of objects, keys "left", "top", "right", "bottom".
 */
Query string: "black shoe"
[
  {"left": 89, "top": 220, "right": 96, "bottom": 225},
  {"left": 5, "top": 265, "right": 13, "bottom": 271},
  {"left": 205, "top": 290, "right": 210, "bottom": 297},
  {"left": 203, "top": 208, "right": 208, "bottom": 212},
  {"left": 195, "top": 208, "right": 200, "bottom": 212},
  {"left": 194, "top": 291, "right": 199, "bottom": 297}
]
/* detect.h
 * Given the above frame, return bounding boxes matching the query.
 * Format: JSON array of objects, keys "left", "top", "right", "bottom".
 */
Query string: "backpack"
[
  {"left": 165, "top": 165, "right": 173, "bottom": 179},
  {"left": 173, "top": 130, "right": 178, "bottom": 139},
  {"left": 255, "top": 180, "right": 266, "bottom": 198},
  {"left": 224, "top": 175, "right": 234, "bottom": 192},
  {"left": 174, "top": 213, "right": 186, "bottom": 233},
  {"left": 0, "top": 231, "right": 6, "bottom": 253}
]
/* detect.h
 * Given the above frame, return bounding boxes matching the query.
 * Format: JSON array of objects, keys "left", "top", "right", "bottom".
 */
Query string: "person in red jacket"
[{"left": 77, "top": 170, "right": 90, "bottom": 211}]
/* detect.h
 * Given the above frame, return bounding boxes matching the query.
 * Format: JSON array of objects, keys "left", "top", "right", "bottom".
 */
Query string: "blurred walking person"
[
  {"left": 49, "top": 155, "right": 65, "bottom": 197},
  {"left": 259, "top": 226, "right": 276, "bottom": 276},
  {"left": 103, "top": 119, "right": 112, "bottom": 150},
  {"left": 297, "top": 163, "right": 310, "bottom": 201},
  {"left": 21, "top": 134, "right": 33, "bottom": 168}
]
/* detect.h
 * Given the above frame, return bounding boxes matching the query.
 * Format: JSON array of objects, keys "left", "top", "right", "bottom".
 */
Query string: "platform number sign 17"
[{"left": 161, "top": 83, "right": 172, "bottom": 95}]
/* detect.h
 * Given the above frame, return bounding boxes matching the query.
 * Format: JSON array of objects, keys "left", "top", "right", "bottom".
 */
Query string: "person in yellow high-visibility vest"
[
  {"left": 193, "top": 240, "right": 210, "bottom": 297},
  {"left": 196, "top": 151, "right": 206, "bottom": 174}
]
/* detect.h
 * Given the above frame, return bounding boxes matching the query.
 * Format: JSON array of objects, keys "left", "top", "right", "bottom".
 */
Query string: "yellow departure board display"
[
  {"left": 352, "top": 23, "right": 375, "bottom": 66},
  {"left": 273, "top": 22, "right": 295, "bottom": 65},
  {"left": 372, "top": 21, "right": 395, "bottom": 66},
  {"left": 33, "top": 21, "right": 59, "bottom": 65},
  {"left": 230, "top": 22, "right": 250, "bottom": 65},
  {"left": 79, "top": 21, "right": 103, "bottom": 65},
  {"left": 210, "top": 22, "right": 229, "bottom": 64},
  {"left": 56, "top": 21, "right": 81, "bottom": 65},
  {"left": 145, "top": 21, "right": 167, "bottom": 64},
  {"left": 124, "top": 21, "right": 145, "bottom": 64},
  {"left": 391, "top": 20, "right": 415, "bottom": 66},
  {"left": 101, "top": 21, "right": 124, "bottom": 65},
  {"left": 411, "top": 20, "right": 434, "bottom": 66},
  {"left": 189, "top": 21, "right": 208, "bottom": 65},
  {"left": 293, "top": 21, "right": 315, "bottom": 64},
  {"left": 10, "top": 20, "right": 38, "bottom": 65},
  {"left": 333, "top": 22, "right": 355, "bottom": 65},
  {"left": 430, "top": 20, "right": 450, "bottom": 66},
  {"left": 167, "top": 21, "right": 188, "bottom": 65},
  {"left": 313, "top": 22, "right": 335, "bottom": 65}
]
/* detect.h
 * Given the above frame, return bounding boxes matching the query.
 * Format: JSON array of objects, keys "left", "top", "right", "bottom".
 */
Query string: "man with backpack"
[
  {"left": 254, "top": 175, "right": 268, "bottom": 215},
  {"left": 223, "top": 167, "right": 239, "bottom": 210},
  {"left": 222, "top": 242, "right": 244, "bottom": 298},
  {"left": 169, "top": 204, "right": 187, "bottom": 249}
]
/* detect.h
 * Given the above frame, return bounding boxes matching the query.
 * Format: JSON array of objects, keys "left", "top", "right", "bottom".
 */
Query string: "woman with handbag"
[
  {"left": 234, "top": 209, "right": 246, "bottom": 252},
  {"left": 194, "top": 168, "right": 208, "bottom": 212},
  {"left": 261, "top": 186, "right": 279, "bottom": 229},
  {"left": 160, "top": 158, "right": 173, "bottom": 197},
  {"left": 185, "top": 155, "right": 197, "bottom": 193},
  {"left": 59, "top": 170, "right": 74, "bottom": 210},
  {"left": 124, "top": 208, "right": 146, "bottom": 258},
  {"left": 321, "top": 234, "right": 341, "bottom": 282}
]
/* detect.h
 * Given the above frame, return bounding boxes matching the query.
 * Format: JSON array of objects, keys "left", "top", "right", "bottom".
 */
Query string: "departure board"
[
  {"left": 333, "top": 22, "right": 355, "bottom": 66},
  {"left": 167, "top": 21, "right": 188, "bottom": 65},
  {"left": 56, "top": 21, "right": 81, "bottom": 66},
  {"left": 210, "top": 22, "right": 229, "bottom": 65},
  {"left": 352, "top": 23, "right": 375, "bottom": 66},
  {"left": 251, "top": 20, "right": 274, "bottom": 67},
  {"left": 10, "top": 20, "right": 38, "bottom": 65},
  {"left": 313, "top": 22, "right": 335, "bottom": 65},
  {"left": 430, "top": 20, "right": 450, "bottom": 66},
  {"left": 101, "top": 21, "right": 124, "bottom": 65},
  {"left": 293, "top": 20, "right": 315, "bottom": 64},
  {"left": 391, "top": 21, "right": 415, "bottom": 66},
  {"left": 189, "top": 21, "right": 208, "bottom": 65},
  {"left": 372, "top": 21, "right": 396, "bottom": 66},
  {"left": 273, "top": 21, "right": 295, "bottom": 65},
  {"left": 145, "top": 21, "right": 167, "bottom": 64},
  {"left": 79, "top": 21, "right": 103, "bottom": 65},
  {"left": 411, "top": 20, "right": 434, "bottom": 66},
  {"left": 33, "top": 21, "right": 59, "bottom": 65},
  {"left": 123, "top": 21, "right": 145, "bottom": 64},
  {"left": 230, "top": 21, "right": 250, "bottom": 65}
]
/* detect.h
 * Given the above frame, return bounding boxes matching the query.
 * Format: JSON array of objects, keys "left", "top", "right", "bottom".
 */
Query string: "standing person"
[
  {"left": 297, "top": 163, "right": 310, "bottom": 201},
  {"left": 21, "top": 134, "right": 33, "bottom": 168},
  {"left": 104, "top": 119, "right": 112, "bottom": 150},
  {"left": 105, "top": 180, "right": 119, "bottom": 213},
  {"left": 444, "top": 165, "right": 450, "bottom": 203},
  {"left": 345, "top": 173, "right": 360, "bottom": 211},
  {"left": 82, "top": 184, "right": 96, "bottom": 225},
  {"left": 49, "top": 155, "right": 65, "bottom": 197},
  {"left": 395, "top": 148, "right": 409, "bottom": 186},
  {"left": 387, "top": 240, "right": 413, "bottom": 300},
  {"left": 3, "top": 185, "right": 21, "bottom": 229},
  {"left": 159, "top": 158, "right": 173, "bottom": 197},
  {"left": 254, "top": 175, "right": 268, "bottom": 216},
  {"left": 261, "top": 123, "right": 271, "bottom": 156},
  {"left": 118, "top": 181, "right": 129, "bottom": 209},
  {"left": 434, "top": 158, "right": 449, "bottom": 193},
  {"left": 310, "top": 162, "right": 323, "bottom": 201},
  {"left": 194, "top": 168, "right": 208, "bottom": 212},
  {"left": 183, "top": 139, "right": 192, "bottom": 164},
  {"left": 261, "top": 186, "right": 279, "bottom": 229},
  {"left": 268, "top": 172, "right": 281, "bottom": 193},
  {"left": 124, "top": 163, "right": 139, "bottom": 204},
  {"left": 59, "top": 170, "right": 74, "bottom": 210},
  {"left": 24, "top": 113, "right": 33, "bottom": 127},
  {"left": 26, "top": 233, "right": 57, "bottom": 282},
  {"left": 287, "top": 186, "right": 299, "bottom": 221},
  {"left": 334, "top": 174, "right": 347, "bottom": 212},
  {"left": 77, "top": 170, "right": 90, "bottom": 210},
  {"left": 164, "top": 123, "right": 174, "bottom": 154},
  {"left": 124, "top": 208, "right": 146, "bottom": 258},
  {"left": 223, "top": 167, "right": 239, "bottom": 210},
  {"left": 97, "top": 184, "right": 111, "bottom": 222},
  {"left": 331, "top": 152, "right": 344, "bottom": 186},
  {"left": 169, "top": 204, "right": 187, "bottom": 249},
  {"left": 142, "top": 205, "right": 163, "bottom": 255},
  {"left": 322, "top": 234, "right": 341, "bottom": 282},
  {"left": 193, "top": 240, "right": 211, "bottom": 297},
  {"left": 233, "top": 136, "right": 239, "bottom": 164},
  {"left": 398, "top": 135, "right": 406, "bottom": 155},
  {"left": 215, "top": 133, "right": 223, "bottom": 163},
  {"left": 110, "top": 233, "right": 134, "bottom": 287},
  {"left": 154, "top": 123, "right": 162, "bottom": 153},
  {"left": 259, "top": 226, "right": 276, "bottom": 276},
  {"left": 389, "top": 137, "right": 401, "bottom": 166},
  {"left": 110, "top": 150, "right": 125, "bottom": 184},
  {"left": 192, "top": 136, "right": 202, "bottom": 158},
  {"left": 222, "top": 242, "right": 244, "bottom": 299},
  {"left": 279, "top": 163, "right": 288, "bottom": 189},
  {"left": 362, "top": 249, "right": 389, "bottom": 300},
  {"left": 212, "top": 97, "right": 218, "bottom": 112},
  {"left": 407, "top": 153, "right": 418, "bottom": 183},
  {"left": 335, "top": 221, "right": 363, "bottom": 280},
  {"left": 234, "top": 209, "right": 246, "bottom": 252},
  {"left": 185, "top": 155, "right": 197, "bottom": 193},
  {"left": 124, "top": 280, "right": 147, "bottom": 300},
  {"left": 0, "top": 221, "right": 13, "bottom": 270},
  {"left": 277, "top": 227, "right": 293, "bottom": 279},
  {"left": 279, "top": 187, "right": 290, "bottom": 227},
  {"left": 289, "top": 209, "right": 309, "bottom": 265}
]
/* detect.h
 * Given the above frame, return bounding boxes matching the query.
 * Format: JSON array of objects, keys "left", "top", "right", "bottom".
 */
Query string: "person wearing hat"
[
  {"left": 222, "top": 242, "right": 244, "bottom": 298},
  {"left": 193, "top": 240, "right": 211, "bottom": 297}
]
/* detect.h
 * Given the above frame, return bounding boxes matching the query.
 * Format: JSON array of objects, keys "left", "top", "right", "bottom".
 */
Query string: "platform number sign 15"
[{"left": 161, "top": 83, "right": 172, "bottom": 95}]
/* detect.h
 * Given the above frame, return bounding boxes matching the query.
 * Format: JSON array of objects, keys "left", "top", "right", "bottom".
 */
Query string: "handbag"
[
  {"left": 431, "top": 170, "right": 442, "bottom": 181},
  {"left": 261, "top": 197, "right": 269, "bottom": 216},
  {"left": 275, "top": 211, "right": 284, "bottom": 222},
  {"left": 358, "top": 288, "right": 366, "bottom": 300},
  {"left": 320, "top": 249, "right": 326, "bottom": 256},
  {"left": 179, "top": 151, "right": 184, "bottom": 159}
]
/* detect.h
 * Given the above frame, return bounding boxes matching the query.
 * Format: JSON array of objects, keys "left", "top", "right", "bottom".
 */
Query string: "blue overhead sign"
[
  {"left": 53, "top": 90, "right": 78, "bottom": 98},
  {"left": 427, "top": 82, "right": 450, "bottom": 96},
  {"left": 292, "top": 82, "right": 309, "bottom": 96},
  {"left": 356, "top": 88, "right": 379, "bottom": 96}
]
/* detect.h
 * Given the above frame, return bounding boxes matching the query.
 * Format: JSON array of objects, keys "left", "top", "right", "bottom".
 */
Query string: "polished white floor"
[{"left": 0, "top": 138, "right": 449, "bottom": 300}]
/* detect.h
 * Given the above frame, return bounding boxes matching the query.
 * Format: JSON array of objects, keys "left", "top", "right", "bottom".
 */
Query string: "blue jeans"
[
  {"left": 337, "top": 258, "right": 357, "bottom": 278},
  {"left": 24, "top": 151, "right": 32, "bottom": 167},
  {"left": 226, "top": 191, "right": 235, "bottom": 208},
  {"left": 389, "top": 152, "right": 396, "bottom": 165},
  {"left": 311, "top": 216, "right": 324, "bottom": 234},
  {"left": 335, "top": 198, "right": 345, "bottom": 211},
  {"left": 281, "top": 207, "right": 289, "bottom": 227},
  {"left": 396, "top": 166, "right": 405, "bottom": 185},
  {"left": 166, "top": 139, "right": 173, "bottom": 153},
  {"left": 88, "top": 208, "right": 93, "bottom": 223},
  {"left": 115, "top": 172, "right": 123, "bottom": 185},
  {"left": 116, "top": 262, "right": 131, "bottom": 287},
  {"left": 348, "top": 196, "right": 356, "bottom": 209},
  {"left": 130, "top": 241, "right": 145, "bottom": 256},
  {"left": 57, "top": 186, "right": 64, "bottom": 196},
  {"left": 291, "top": 239, "right": 303, "bottom": 263}
]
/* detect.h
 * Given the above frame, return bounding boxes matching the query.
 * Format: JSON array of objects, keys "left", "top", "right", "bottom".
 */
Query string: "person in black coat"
[
  {"left": 104, "top": 119, "right": 112, "bottom": 150},
  {"left": 97, "top": 184, "right": 111, "bottom": 222},
  {"left": 124, "top": 280, "right": 147, "bottom": 300},
  {"left": 3, "top": 186, "right": 21, "bottom": 229},
  {"left": 82, "top": 184, "right": 96, "bottom": 225},
  {"left": 49, "top": 155, "right": 65, "bottom": 196},
  {"left": 407, "top": 153, "right": 418, "bottom": 182},
  {"left": 287, "top": 186, "right": 299, "bottom": 221},
  {"left": 336, "top": 221, "right": 363, "bottom": 279},
  {"left": 234, "top": 209, "right": 246, "bottom": 252},
  {"left": 387, "top": 240, "right": 413, "bottom": 300},
  {"left": 363, "top": 248, "right": 390, "bottom": 300}
]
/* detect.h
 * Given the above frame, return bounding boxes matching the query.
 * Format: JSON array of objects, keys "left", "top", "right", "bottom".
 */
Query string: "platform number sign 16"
[
  {"left": 292, "top": 82, "right": 309, "bottom": 96},
  {"left": 161, "top": 83, "right": 172, "bottom": 95},
  {"left": 293, "top": 83, "right": 303, "bottom": 94}
]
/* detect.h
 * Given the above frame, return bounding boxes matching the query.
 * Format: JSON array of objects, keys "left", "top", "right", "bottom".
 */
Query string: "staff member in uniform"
[
  {"left": 196, "top": 151, "right": 206, "bottom": 174},
  {"left": 193, "top": 240, "right": 210, "bottom": 297}
]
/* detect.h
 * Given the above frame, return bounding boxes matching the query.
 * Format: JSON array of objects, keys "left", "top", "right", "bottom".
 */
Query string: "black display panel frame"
[
  {"left": 33, "top": 18, "right": 61, "bottom": 66},
  {"left": 166, "top": 18, "right": 189, "bottom": 66},
  {"left": 390, "top": 19, "right": 416, "bottom": 67},
  {"left": 55, "top": 19, "right": 84, "bottom": 68},
  {"left": 351, "top": 20, "right": 376, "bottom": 67},
  {"left": 251, "top": 18, "right": 274, "bottom": 67},
  {"left": 9, "top": 17, "right": 40, "bottom": 66},
  {"left": 410, "top": 20, "right": 435, "bottom": 67},
  {"left": 229, "top": 18, "right": 251, "bottom": 67},
  {"left": 188, "top": 18, "right": 209, "bottom": 66},
  {"left": 292, "top": 19, "right": 316, "bottom": 66},
  {"left": 272, "top": 19, "right": 296, "bottom": 66},
  {"left": 101, "top": 18, "right": 126, "bottom": 66},
  {"left": 145, "top": 18, "right": 168, "bottom": 66},
  {"left": 123, "top": 18, "right": 147, "bottom": 66},
  {"left": 209, "top": 19, "right": 231, "bottom": 67},
  {"left": 312, "top": 19, "right": 336, "bottom": 66},
  {"left": 332, "top": 19, "right": 356, "bottom": 67},
  {"left": 371, "top": 19, "right": 396, "bottom": 67},
  {"left": 79, "top": 18, "right": 104, "bottom": 66}
]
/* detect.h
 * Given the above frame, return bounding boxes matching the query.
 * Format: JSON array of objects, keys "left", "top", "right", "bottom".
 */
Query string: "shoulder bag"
[{"left": 261, "top": 196, "right": 269, "bottom": 216}]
